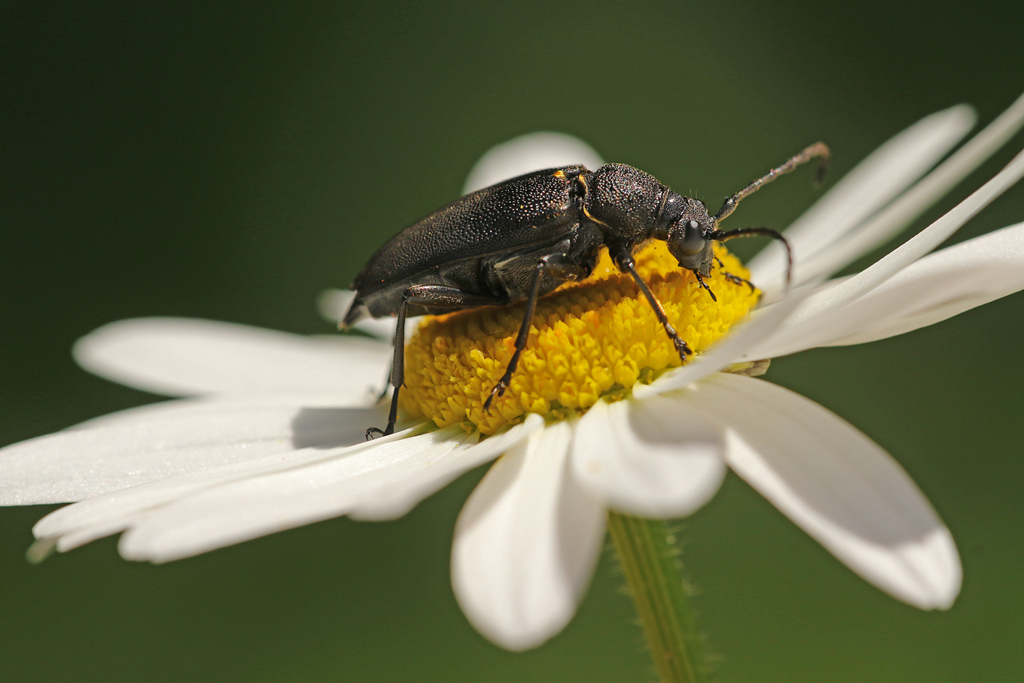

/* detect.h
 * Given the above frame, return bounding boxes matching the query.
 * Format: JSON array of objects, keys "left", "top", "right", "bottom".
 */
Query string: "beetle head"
[{"left": 655, "top": 194, "right": 715, "bottom": 276}]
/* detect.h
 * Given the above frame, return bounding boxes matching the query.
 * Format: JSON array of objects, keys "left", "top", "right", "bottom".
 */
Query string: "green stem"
[{"left": 607, "top": 511, "right": 708, "bottom": 683}]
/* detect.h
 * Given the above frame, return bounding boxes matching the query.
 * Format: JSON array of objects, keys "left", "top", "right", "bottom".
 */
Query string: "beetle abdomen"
[{"left": 350, "top": 166, "right": 588, "bottom": 304}]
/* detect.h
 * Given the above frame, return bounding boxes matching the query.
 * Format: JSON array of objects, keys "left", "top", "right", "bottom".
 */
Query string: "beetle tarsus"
[
  {"left": 714, "top": 255, "right": 757, "bottom": 292},
  {"left": 693, "top": 272, "right": 717, "bottom": 302},
  {"left": 672, "top": 335, "right": 693, "bottom": 358},
  {"left": 483, "top": 383, "right": 506, "bottom": 412},
  {"left": 725, "top": 271, "right": 756, "bottom": 292}
]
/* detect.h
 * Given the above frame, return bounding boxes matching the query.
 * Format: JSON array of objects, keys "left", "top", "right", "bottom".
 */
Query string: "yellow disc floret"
[{"left": 401, "top": 242, "right": 758, "bottom": 435}]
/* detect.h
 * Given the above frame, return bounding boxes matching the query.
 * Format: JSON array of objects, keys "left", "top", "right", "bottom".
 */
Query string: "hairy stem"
[{"left": 607, "top": 512, "right": 708, "bottom": 683}]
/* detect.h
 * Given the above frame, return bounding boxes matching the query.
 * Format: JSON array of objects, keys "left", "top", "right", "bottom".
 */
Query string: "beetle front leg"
[
  {"left": 614, "top": 250, "right": 693, "bottom": 361},
  {"left": 484, "top": 253, "right": 583, "bottom": 412},
  {"left": 693, "top": 272, "right": 717, "bottom": 302},
  {"left": 367, "top": 285, "right": 508, "bottom": 439}
]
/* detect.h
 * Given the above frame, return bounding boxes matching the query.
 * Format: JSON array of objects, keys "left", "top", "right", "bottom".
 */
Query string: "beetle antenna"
[
  {"left": 713, "top": 142, "right": 830, "bottom": 224},
  {"left": 709, "top": 227, "right": 793, "bottom": 288}
]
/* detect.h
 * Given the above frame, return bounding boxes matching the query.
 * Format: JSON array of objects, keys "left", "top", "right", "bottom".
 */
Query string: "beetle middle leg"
[
  {"left": 367, "top": 285, "right": 508, "bottom": 439},
  {"left": 484, "top": 253, "right": 587, "bottom": 412},
  {"left": 613, "top": 249, "right": 693, "bottom": 361}
]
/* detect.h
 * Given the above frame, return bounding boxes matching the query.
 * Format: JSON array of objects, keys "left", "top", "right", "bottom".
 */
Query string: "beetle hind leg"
[{"left": 367, "top": 285, "right": 508, "bottom": 439}]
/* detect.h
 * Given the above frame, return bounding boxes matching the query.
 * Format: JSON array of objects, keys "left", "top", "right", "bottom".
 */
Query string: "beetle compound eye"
[{"left": 673, "top": 220, "right": 706, "bottom": 256}]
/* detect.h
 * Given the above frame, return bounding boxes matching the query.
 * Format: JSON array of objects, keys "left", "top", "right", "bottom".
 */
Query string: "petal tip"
[
  {"left": 463, "top": 132, "right": 604, "bottom": 194},
  {"left": 317, "top": 289, "right": 356, "bottom": 324}
]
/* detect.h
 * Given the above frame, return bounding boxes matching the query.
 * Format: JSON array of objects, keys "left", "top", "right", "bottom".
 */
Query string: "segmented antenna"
[{"left": 713, "top": 142, "right": 830, "bottom": 224}]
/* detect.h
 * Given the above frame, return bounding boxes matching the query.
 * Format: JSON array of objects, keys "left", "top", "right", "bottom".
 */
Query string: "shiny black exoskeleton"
[{"left": 344, "top": 144, "right": 829, "bottom": 437}]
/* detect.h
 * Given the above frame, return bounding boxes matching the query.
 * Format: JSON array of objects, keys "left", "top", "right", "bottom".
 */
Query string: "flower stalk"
[{"left": 607, "top": 511, "right": 708, "bottom": 683}]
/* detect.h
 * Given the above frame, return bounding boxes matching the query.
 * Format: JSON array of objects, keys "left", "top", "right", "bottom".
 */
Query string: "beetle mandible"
[{"left": 343, "top": 143, "right": 830, "bottom": 438}]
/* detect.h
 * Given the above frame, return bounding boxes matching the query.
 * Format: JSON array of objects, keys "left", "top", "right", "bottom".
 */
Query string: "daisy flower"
[{"left": 2, "top": 94, "right": 1024, "bottom": 654}]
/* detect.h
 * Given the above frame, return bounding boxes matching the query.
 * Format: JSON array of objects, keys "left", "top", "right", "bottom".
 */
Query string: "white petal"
[
  {"left": 462, "top": 132, "right": 605, "bottom": 194},
  {"left": 749, "top": 104, "right": 976, "bottom": 290},
  {"left": 0, "top": 395, "right": 385, "bottom": 504},
  {"left": 815, "top": 222, "right": 1024, "bottom": 346},
  {"left": 749, "top": 147, "right": 1024, "bottom": 359},
  {"left": 781, "top": 91, "right": 1024, "bottom": 290},
  {"left": 68, "top": 389, "right": 371, "bottom": 430},
  {"left": 571, "top": 397, "right": 725, "bottom": 518},
  {"left": 703, "top": 373, "right": 960, "bottom": 610},
  {"left": 35, "top": 421, "right": 425, "bottom": 548},
  {"left": 74, "top": 317, "right": 391, "bottom": 398},
  {"left": 53, "top": 515, "right": 144, "bottom": 552},
  {"left": 118, "top": 426, "right": 471, "bottom": 562},
  {"left": 353, "top": 316, "right": 418, "bottom": 341},
  {"left": 316, "top": 288, "right": 356, "bottom": 324},
  {"left": 451, "top": 421, "right": 605, "bottom": 651},
  {"left": 635, "top": 281, "right": 817, "bottom": 398},
  {"left": 348, "top": 414, "right": 544, "bottom": 521}
]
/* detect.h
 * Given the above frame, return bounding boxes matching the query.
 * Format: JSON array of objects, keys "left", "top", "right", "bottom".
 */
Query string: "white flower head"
[{"left": 3, "top": 94, "right": 1024, "bottom": 651}]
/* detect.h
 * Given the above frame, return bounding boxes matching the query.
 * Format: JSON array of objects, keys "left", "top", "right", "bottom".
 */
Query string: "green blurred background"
[{"left": 2, "top": 2, "right": 1023, "bottom": 681}]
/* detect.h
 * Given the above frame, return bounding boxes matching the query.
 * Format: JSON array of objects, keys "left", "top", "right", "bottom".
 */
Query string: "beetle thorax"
[{"left": 582, "top": 164, "right": 666, "bottom": 245}]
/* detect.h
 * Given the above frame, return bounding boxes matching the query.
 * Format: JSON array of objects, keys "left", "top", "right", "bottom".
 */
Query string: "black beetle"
[{"left": 343, "top": 143, "right": 829, "bottom": 437}]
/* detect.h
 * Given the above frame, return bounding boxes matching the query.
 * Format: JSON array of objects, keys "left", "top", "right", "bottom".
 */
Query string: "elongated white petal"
[
  {"left": 352, "top": 315, "right": 420, "bottom": 343},
  {"left": 43, "top": 419, "right": 536, "bottom": 556},
  {"left": 352, "top": 317, "right": 401, "bottom": 340},
  {"left": 317, "top": 288, "right": 357, "bottom": 324},
  {"left": 749, "top": 104, "right": 976, "bottom": 290},
  {"left": 349, "top": 414, "right": 544, "bottom": 521},
  {"left": 463, "top": 132, "right": 604, "bottom": 194},
  {"left": 452, "top": 421, "right": 605, "bottom": 651},
  {"left": 35, "top": 421, "right": 425, "bottom": 548},
  {"left": 749, "top": 147, "right": 1024, "bottom": 359},
  {"left": 74, "top": 317, "right": 391, "bottom": 398},
  {"left": 635, "top": 282, "right": 816, "bottom": 398},
  {"left": 814, "top": 222, "right": 1024, "bottom": 346},
  {"left": 570, "top": 397, "right": 725, "bottom": 518},
  {"left": 118, "top": 426, "right": 471, "bottom": 562},
  {"left": 702, "top": 374, "right": 960, "bottom": 610},
  {"left": 781, "top": 91, "right": 1024, "bottom": 290},
  {"left": 0, "top": 395, "right": 386, "bottom": 504},
  {"left": 37, "top": 415, "right": 537, "bottom": 557},
  {"left": 68, "top": 389, "right": 374, "bottom": 431},
  {"left": 53, "top": 514, "right": 145, "bottom": 552}
]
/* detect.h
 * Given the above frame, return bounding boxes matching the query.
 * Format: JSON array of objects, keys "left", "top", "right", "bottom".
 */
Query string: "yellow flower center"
[{"left": 401, "top": 243, "right": 758, "bottom": 435}]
